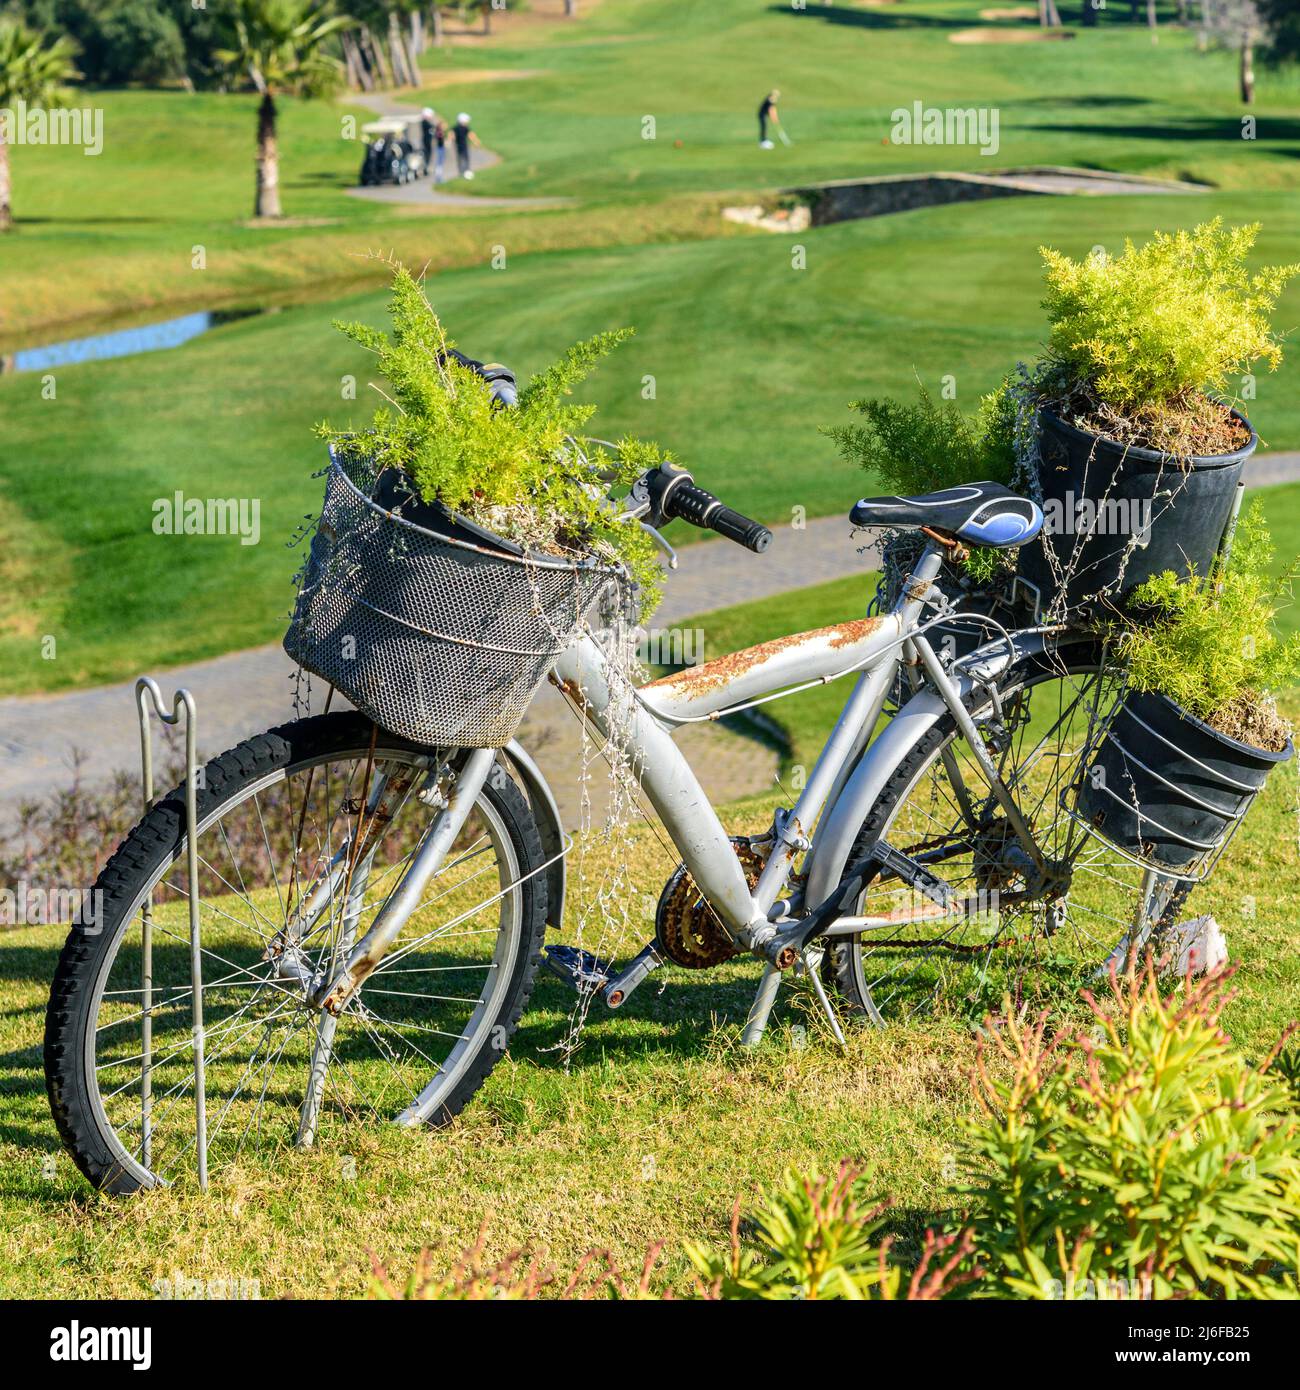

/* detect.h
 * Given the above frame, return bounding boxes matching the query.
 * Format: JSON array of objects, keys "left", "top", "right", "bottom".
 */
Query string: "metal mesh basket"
[{"left": 284, "top": 449, "right": 620, "bottom": 748}]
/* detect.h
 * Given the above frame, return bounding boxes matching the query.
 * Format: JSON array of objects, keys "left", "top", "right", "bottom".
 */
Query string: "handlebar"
[
  {"left": 457, "top": 355, "right": 769, "bottom": 554},
  {"left": 641, "top": 464, "right": 772, "bottom": 554},
  {"left": 662, "top": 480, "right": 772, "bottom": 553}
]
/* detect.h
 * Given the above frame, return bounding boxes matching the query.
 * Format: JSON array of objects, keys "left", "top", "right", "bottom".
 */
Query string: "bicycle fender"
[
  {"left": 501, "top": 740, "right": 566, "bottom": 930},
  {"left": 802, "top": 630, "right": 1079, "bottom": 912}
]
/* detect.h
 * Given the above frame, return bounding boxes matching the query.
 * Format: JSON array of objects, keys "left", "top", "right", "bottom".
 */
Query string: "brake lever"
[
  {"left": 638, "top": 520, "right": 678, "bottom": 570},
  {"left": 631, "top": 462, "right": 693, "bottom": 529}
]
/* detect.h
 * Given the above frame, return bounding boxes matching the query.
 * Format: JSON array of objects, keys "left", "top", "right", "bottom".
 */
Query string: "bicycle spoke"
[{"left": 83, "top": 739, "right": 530, "bottom": 1186}]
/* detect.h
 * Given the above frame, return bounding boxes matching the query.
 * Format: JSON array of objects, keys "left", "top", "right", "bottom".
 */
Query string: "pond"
[{"left": 1, "top": 307, "right": 264, "bottom": 373}]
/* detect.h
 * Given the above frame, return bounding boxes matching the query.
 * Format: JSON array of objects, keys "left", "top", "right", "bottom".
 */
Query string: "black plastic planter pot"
[
  {"left": 1074, "top": 689, "right": 1293, "bottom": 873},
  {"left": 1020, "top": 407, "right": 1255, "bottom": 617},
  {"left": 369, "top": 466, "right": 526, "bottom": 556}
]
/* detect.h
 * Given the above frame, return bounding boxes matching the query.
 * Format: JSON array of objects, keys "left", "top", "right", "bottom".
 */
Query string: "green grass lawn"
[
  {"left": 5, "top": 194, "right": 1300, "bottom": 695},
  {"left": 3, "top": 573, "right": 1298, "bottom": 1297}
]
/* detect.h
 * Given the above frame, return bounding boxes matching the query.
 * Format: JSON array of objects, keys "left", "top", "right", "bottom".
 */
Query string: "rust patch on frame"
[
  {"left": 549, "top": 672, "right": 592, "bottom": 712},
  {"left": 642, "top": 617, "right": 884, "bottom": 698}
]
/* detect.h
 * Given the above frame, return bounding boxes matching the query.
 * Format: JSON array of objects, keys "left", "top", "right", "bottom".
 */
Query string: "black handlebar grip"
[
  {"left": 665, "top": 482, "right": 772, "bottom": 553},
  {"left": 709, "top": 504, "right": 773, "bottom": 553}
]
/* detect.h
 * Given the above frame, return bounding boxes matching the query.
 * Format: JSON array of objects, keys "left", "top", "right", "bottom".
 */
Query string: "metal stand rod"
[
  {"left": 136, "top": 678, "right": 206, "bottom": 1191},
  {"left": 742, "top": 963, "right": 782, "bottom": 1046},
  {"left": 806, "top": 954, "right": 847, "bottom": 1049}
]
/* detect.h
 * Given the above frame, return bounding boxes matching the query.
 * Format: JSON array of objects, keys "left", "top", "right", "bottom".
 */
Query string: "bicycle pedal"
[
  {"left": 542, "top": 944, "right": 614, "bottom": 995},
  {"left": 876, "top": 841, "right": 952, "bottom": 911}
]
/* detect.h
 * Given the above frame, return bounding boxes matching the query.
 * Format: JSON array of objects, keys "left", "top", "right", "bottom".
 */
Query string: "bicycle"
[{"left": 46, "top": 445, "right": 1184, "bottom": 1193}]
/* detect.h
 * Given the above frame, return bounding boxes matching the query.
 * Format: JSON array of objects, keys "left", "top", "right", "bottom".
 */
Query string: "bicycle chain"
[{"left": 845, "top": 829, "right": 1195, "bottom": 956}]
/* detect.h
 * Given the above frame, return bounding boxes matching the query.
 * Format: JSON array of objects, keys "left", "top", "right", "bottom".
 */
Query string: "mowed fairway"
[
  {"left": 4, "top": 190, "right": 1300, "bottom": 694},
  {"left": 2, "top": 1, "right": 1299, "bottom": 335},
  {"left": 422, "top": 1, "right": 1300, "bottom": 200}
]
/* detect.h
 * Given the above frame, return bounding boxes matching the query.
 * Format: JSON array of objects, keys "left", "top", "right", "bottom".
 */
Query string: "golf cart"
[{"left": 359, "top": 118, "right": 425, "bottom": 187}]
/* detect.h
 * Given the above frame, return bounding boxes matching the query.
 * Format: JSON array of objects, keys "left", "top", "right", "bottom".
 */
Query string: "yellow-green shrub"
[
  {"left": 1112, "top": 501, "right": 1300, "bottom": 727},
  {"left": 961, "top": 963, "right": 1300, "bottom": 1300},
  {"left": 1040, "top": 218, "right": 1297, "bottom": 416}
]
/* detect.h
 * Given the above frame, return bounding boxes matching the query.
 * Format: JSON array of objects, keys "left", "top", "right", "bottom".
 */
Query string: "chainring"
[{"left": 654, "top": 837, "right": 767, "bottom": 969}]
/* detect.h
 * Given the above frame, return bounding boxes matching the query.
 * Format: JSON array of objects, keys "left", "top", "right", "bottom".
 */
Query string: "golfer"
[
  {"left": 454, "top": 113, "right": 482, "bottom": 180},
  {"left": 433, "top": 115, "right": 448, "bottom": 183},
  {"left": 420, "top": 107, "right": 435, "bottom": 176},
  {"left": 758, "top": 89, "right": 781, "bottom": 149}
]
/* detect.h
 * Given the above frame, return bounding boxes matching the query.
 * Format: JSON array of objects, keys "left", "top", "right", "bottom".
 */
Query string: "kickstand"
[
  {"left": 804, "top": 952, "right": 847, "bottom": 1050},
  {"left": 741, "top": 964, "right": 781, "bottom": 1046},
  {"left": 741, "top": 954, "right": 847, "bottom": 1050}
]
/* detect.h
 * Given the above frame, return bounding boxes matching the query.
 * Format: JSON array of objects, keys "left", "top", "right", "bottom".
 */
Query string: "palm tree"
[
  {"left": 0, "top": 20, "right": 78, "bottom": 233},
  {"left": 217, "top": 0, "right": 351, "bottom": 219}
]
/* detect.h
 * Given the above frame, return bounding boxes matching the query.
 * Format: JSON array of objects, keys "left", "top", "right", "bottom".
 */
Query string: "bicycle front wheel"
[{"left": 45, "top": 712, "right": 548, "bottom": 1193}]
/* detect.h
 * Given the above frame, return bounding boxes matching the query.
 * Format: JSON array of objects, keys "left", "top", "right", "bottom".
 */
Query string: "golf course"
[
  {"left": 3, "top": 1, "right": 1300, "bottom": 693},
  {"left": 4, "top": 0, "right": 1300, "bottom": 1303}
]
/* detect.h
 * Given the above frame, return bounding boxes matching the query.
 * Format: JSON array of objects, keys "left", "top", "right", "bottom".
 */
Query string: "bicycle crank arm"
[
  {"left": 764, "top": 839, "right": 953, "bottom": 968},
  {"left": 603, "top": 942, "right": 663, "bottom": 1008},
  {"left": 311, "top": 748, "right": 495, "bottom": 1016}
]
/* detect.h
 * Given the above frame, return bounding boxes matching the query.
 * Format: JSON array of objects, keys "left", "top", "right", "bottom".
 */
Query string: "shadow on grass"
[
  {"left": 1032, "top": 116, "right": 1300, "bottom": 144},
  {"left": 767, "top": 2, "right": 971, "bottom": 30},
  {"left": 515, "top": 967, "right": 787, "bottom": 1066},
  {"left": 14, "top": 215, "right": 162, "bottom": 226},
  {"left": 0, "top": 938, "right": 59, "bottom": 988},
  {"left": 1017, "top": 95, "right": 1154, "bottom": 109}
]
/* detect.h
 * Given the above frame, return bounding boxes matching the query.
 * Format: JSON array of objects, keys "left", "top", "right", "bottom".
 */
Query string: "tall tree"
[
  {"left": 0, "top": 19, "right": 77, "bottom": 232},
  {"left": 216, "top": 0, "right": 351, "bottom": 219},
  {"left": 1202, "top": 0, "right": 1266, "bottom": 103}
]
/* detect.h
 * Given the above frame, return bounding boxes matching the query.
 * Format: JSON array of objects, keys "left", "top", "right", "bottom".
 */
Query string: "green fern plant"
[
  {"left": 823, "top": 382, "right": 1015, "bottom": 498},
  {"left": 823, "top": 382, "right": 1016, "bottom": 586},
  {"left": 318, "top": 262, "right": 666, "bottom": 614}
]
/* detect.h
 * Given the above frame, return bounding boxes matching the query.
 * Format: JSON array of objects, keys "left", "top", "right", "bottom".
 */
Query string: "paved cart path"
[
  {"left": 2, "top": 452, "right": 1297, "bottom": 826},
  {"left": 345, "top": 91, "right": 572, "bottom": 212},
  {"left": 0, "top": 513, "right": 872, "bottom": 827}
]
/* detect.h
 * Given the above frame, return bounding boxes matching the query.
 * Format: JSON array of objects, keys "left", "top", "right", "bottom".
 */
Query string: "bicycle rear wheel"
[
  {"left": 45, "top": 712, "right": 548, "bottom": 1193},
  {"left": 827, "top": 646, "right": 1190, "bottom": 1024}
]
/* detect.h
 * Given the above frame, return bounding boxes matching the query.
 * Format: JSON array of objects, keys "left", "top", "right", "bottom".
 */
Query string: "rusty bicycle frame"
[{"left": 302, "top": 533, "right": 1090, "bottom": 1059}]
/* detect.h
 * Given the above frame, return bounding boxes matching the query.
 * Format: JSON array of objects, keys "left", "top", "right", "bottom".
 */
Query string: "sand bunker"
[
  {"left": 416, "top": 68, "right": 545, "bottom": 90},
  {"left": 950, "top": 27, "right": 1076, "bottom": 42}
]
